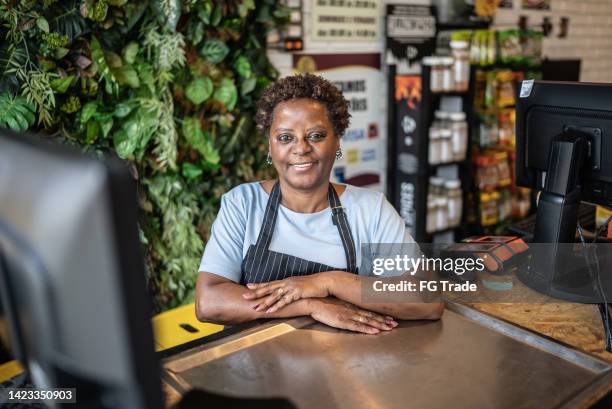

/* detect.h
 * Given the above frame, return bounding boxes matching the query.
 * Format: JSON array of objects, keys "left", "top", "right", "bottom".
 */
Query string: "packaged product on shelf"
[
  {"left": 434, "top": 110, "right": 450, "bottom": 130},
  {"left": 484, "top": 71, "right": 497, "bottom": 109},
  {"left": 496, "top": 70, "right": 516, "bottom": 108},
  {"left": 430, "top": 177, "right": 445, "bottom": 196},
  {"left": 487, "top": 29, "right": 496, "bottom": 65},
  {"left": 429, "top": 128, "right": 442, "bottom": 165},
  {"left": 470, "top": 31, "right": 482, "bottom": 64},
  {"left": 522, "top": 30, "right": 543, "bottom": 66},
  {"left": 427, "top": 195, "right": 437, "bottom": 233},
  {"left": 423, "top": 57, "right": 444, "bottom": 92},
  {"left": 474, "top": 70, "right": 487, "bottom": 111},
  {"left": 475, "top": 154, "right": 499, "bottom": 190},
  {"left": 445, "top": 179, "right": 463, "bottom": 227},
  {"left": 490, "top": 190, "right": 502, "bottom": 222},
  {"left": 439, "top": 57, "right": 455, "bottom": 92},
  {"left": 497, "top": 109, "right": 515, "bottom": 146},
  {"left": 439, "top": 128, "right": 453, "bottom": 163},
  {"left": 480, "top": 191, "right": 498, "bottom": 226},
  {"left": 449, "top": 112, "right": 468, "bottom": 161},
  {"left": 495, "top": 151, "right": 512, "bottom": 187},
  {"left": 475, "top": 0, "right": 500, "bottom": 17},
  {"left": 477, "top": 113, "right": 499, "bottom": 147},
  {"left": 436, "top": 196, "right": 449, "bottom": 231},
  {"left": 498, "top": 29, "right": 522, "bottom": 64},
  {"left": 498, "top": 189, "right": 512, "bottom": 222},
  {"left": 450, "top": 40, "right": 470, "bottom": 91}
]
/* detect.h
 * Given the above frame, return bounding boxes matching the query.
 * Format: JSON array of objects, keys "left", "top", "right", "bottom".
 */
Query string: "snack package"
[
  {"left": 522, "top": 29, "right": 543, "bottom": 66},
  {"left": 498, "top": 29, "right": 522, "bottom": 64}
]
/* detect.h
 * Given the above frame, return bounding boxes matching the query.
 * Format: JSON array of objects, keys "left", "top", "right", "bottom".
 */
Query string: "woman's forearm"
[
  {"left": 322, "top": 271, "right": 444, "bottom": 320},
  {"left": 196, "top": 279, "right": 314, "bottom": 324}
]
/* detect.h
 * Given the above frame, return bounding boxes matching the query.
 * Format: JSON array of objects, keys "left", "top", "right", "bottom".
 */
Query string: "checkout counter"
[{"left": 159, "top": 273, "right": 612, "bottom": 409}]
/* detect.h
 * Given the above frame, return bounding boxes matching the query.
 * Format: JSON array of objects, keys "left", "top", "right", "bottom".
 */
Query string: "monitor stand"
[{"left": 517, "top": 129, "right": 612, "bottom": 303}]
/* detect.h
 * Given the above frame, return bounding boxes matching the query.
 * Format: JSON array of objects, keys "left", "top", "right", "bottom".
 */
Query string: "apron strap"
[
  {"left": 328, "top": 185, "right": 358, "bottom": 273},
  {"left": 253, "top": 181, "right": 358, "bottom": 274},
  {"left": 254, "top": 182, "right": 282, "bottom": 251}
]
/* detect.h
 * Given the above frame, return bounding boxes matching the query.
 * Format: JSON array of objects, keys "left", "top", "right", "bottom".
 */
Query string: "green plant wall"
[{"left": 0, "top": 0, "right": 287, "bottom": 310}]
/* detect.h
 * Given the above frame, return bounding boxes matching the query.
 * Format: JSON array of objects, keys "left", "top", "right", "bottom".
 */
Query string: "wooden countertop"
[{"left": 445, "top": 270, "right": 612, "bottom": 362}]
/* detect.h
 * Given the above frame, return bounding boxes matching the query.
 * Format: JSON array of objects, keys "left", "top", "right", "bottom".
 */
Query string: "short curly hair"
[{"left": 255, "top": 73, "right": 351, "bottom": 138}]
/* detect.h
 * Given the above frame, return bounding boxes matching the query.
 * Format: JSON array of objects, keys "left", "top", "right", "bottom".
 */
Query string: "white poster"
[{"left": 311, "top": 0, "right": 381, "bottom": 42}]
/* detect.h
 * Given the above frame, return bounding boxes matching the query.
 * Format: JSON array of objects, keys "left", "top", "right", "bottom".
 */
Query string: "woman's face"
[{"left": 269, "top": 98, "right": 339, "bottom": 191}]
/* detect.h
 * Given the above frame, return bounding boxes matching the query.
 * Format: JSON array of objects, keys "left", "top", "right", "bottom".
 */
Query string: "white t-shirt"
[{"left": 199, "top": 182, "right": 416, "bottom": 283}]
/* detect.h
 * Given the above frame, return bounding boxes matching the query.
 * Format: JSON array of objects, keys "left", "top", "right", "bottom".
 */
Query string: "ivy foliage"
[{"left": 0, "top": 0, "right": 287, "bottom": 310}]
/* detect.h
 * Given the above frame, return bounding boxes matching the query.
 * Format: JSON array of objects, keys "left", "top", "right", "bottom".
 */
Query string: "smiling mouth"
[{"left": 289, "top": 161, "right": 318, "bottom": 169}]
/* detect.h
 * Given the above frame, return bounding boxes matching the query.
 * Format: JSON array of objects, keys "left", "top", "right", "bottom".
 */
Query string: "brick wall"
[{"left": 493, "top": 0, "right": 612, "bottom": 83}]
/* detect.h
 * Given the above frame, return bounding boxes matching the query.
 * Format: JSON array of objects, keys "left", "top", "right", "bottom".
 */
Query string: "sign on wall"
[
  {"left": 311, "top": 0, "right": 381, "bottom": 42},
  {"left": 393, "top": 75, "right": 424, "bottom": 235},
  {"left": 386, "top": 4, "right": 436, "bottom": 65},
  {"left": 294, "top": 53, "right": 384, "bottom": 191}
]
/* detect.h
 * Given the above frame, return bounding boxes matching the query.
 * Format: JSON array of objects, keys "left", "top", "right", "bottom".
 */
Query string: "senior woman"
[{"left": 196, "top": 74, "right": 443, "bottom": 334}]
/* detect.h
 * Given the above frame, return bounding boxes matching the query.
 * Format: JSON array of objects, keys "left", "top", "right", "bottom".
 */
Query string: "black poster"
[
  {"left": 393, "top": 75, "right": 427, "bottom": 239},
  {"left": 386, "top": 4, "right": 436, "bottom": 65}
]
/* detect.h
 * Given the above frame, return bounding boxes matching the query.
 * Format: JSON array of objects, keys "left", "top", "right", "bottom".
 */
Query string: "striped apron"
[{"left": 240, "top": 182, "right": 358, "bottom": 285}]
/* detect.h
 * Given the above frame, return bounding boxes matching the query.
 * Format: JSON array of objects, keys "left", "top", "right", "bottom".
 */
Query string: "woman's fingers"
[
  {"left": 353, "top": 313, "right": 395, "bottom": 331},
  {"left": 265, "top": 293, "right": 297, "bottom": 313},
  {"left": 253, "top": 287, "right": 286, "bottom": 311},
  {"left": 342, "top": 319, "right": 380, "bottom": 334},
  {"left": 246, "top": 280, "right": 280, "bottom": 290},
  {"left": 243, "top": 283, "right": 281, "bottom": 300},
  {"left": 359, "top": 311, "right": 398, "bottom": 328}
]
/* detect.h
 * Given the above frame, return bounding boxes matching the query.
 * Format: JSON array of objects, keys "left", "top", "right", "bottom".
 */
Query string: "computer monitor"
[
  {"left": 515, "top": 80, "right": 612, "bottom": 303},
  {"left": 0, "top": 130, "right": 164, "bottom": 409}
]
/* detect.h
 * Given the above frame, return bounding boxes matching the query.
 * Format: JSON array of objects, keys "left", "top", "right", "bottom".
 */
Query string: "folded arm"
[{"left": 243, "top": 271, "right": 444, "bottom": 321}]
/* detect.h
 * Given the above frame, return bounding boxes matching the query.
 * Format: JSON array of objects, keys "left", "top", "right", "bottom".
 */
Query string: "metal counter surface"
[{"left": 162, "top": 303, "right": 612, "bottom": 409}]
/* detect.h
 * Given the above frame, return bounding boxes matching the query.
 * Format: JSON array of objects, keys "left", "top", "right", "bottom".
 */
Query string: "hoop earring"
[
  {"left": 266, "top": 152, "right": 273, "bottom": 165},
  {"left": 335, "top": 148, "right": 343, "bottom": 160}
]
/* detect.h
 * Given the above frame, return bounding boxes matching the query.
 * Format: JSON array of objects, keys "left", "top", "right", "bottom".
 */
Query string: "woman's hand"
[
  {"left": 309, "top": 298, "right": 398, "bottom": 334},
  {"left": 243, "top": 273, "right": 331, "bottom": 313}
]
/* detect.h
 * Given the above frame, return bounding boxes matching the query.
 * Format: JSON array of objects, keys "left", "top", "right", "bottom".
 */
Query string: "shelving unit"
[
  {"left": 465, "top": 63, "right": 540, "bottom": 236},
  {"left": 420, "top": 64, "right": 477, "bottom": 242}
]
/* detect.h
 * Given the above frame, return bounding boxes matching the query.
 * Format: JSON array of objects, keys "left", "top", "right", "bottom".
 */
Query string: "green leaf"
[
  {"left": 54, "top": 47, "right": 70, "bottom": 59},
  {"left": 80, "top": 101, "right": 97, "bottom": 124},
  {"left": 122, "top": 42, "right": 139, "bottom": 65},
  {"left": 234, "top": 56, "right": 252, "bottom": 78},
  {"left": 181, "top": 116, "right": 204, "bottom": 147},
  {"left": 114, "top": 103, "right": 133, "bottom": 118},
  {"left": 37, "top": 17, "right": 50, "bottom": 33},
  {"left": 153, "top": 0, "right": 182, "bottom": 31},
  {"left": 200, "top": 39, "right": 229, "bottom": 64},
  {"left": 200, "top": 142, "right": 220, "bottom": 166},
  {"left": 52, "top": 1, "right": 86, "bottom": 42},
  {"left": 0, "top": 92, "right": 36, "bottom": 132},
  {"left": 214, "top": 78, "right": 238, "bottom": 111},
  {"left": 241, "top": 76, "right": 257, "bottom": 96},
  {"left": 100, "top": 117, "right": 114, "bottom": 138},
  {"left": 211, "top": 4, "right": 222, "bottom": 26},
  {"left": 182, "top": 162, "right": 203, "bottom": 180},
  {"left": 113, "top": 129, "right": 138, "bottom": 159},
  {"left": 91, "top": 37, "right": 118, "bottom": 94},
  {"left": 185, "top": 76, "right": 213, "bottom": 105},
  {"left": 197, "top": 1, "right": 212, "bottom": 24},
  {"left": 50, "top": 75, "right": 75, "bottom": 94},
  {"left": 86, "top": 120, "right": 100, "bottom": 144},
  {"left": 238, "top": 0, "right": 256, "bottom": 18},
  {"left": 114, "top": 66, "right": 140, "bottom": 88}
]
